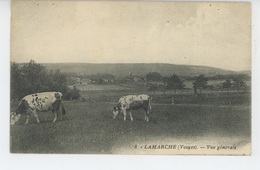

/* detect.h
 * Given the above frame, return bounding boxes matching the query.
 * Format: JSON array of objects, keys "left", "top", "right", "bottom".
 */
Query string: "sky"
[{"left": 11, "top": 1, "right": 251, "bottom": 71}]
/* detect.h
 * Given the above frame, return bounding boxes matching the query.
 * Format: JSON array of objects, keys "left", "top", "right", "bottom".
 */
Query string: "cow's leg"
[
  {"left": 25, "top": 115, "right": 30, "bottom": 124},
  {"left": 146, "top": 110, "right": 150, "bottom": 122},
  {"left": 32, "top": 110, "right": 40, "bottom": 123},
  {"left": 143, "top": 111, "right": 147, "bottom": 121},
  {"left": 129, "top": 111, "right": 133, "bottom": 121},
  {"left": 123, "top": 110, "right": 127, "bottom": 121},
  {"left": 144, "top": 109, "right": 149, "bottom": 122},
  {"left": 146, "top": 112, "right": 149, "bottom": 122},
  {"left": 146, "top": 109, "right": 150, "bottom": 122},
  {"left": 53, "top": 111, "right": 58, "bottom": 123},
  {"left": 59, "top": 110, "right": 63, "bottom": 120},
  {"left": 25, "top": 109, "right": 33, "bottom": 124},
  {"left": 52, "top": 99, "right": 61, "bottom": 122},
  {"left": 144, "top": 115, "right": 149, "bottom": 121},
  {"left": 58, "top": 102, "right": 63, "bottom": 120}
]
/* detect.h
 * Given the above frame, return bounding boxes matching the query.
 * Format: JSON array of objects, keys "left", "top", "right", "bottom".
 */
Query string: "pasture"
[
  {"left": 69, "top": 84, "right": 131, "bottom": 91},
  {"left": 10, "top": 90, "right": 251, "bottom": 154}
]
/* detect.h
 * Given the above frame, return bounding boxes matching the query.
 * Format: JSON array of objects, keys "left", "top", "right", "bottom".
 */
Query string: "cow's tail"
[
  {"left": 148, "top": 96, "right": 153, "bottom": 114},
  {"left": 60, "top": 101, "right": 66, "bottom": 115}
]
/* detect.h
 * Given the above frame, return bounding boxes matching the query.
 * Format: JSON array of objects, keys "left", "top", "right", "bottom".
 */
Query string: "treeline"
[
  {"left": 145, "top": 72, "right": 249, "bottom": 95},
  {"left": 182, "top": 73, "right": 251, "bottom": 81},
  {"left": 11, "top": 60, "right": 249, "bottom": 100},
  {"left": 11, "top": 60, "right": 80, "bottom": 100}
]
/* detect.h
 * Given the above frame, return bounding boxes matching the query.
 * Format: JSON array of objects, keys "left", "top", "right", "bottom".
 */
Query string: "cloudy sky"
[{"left": 11, "top": 1, "right": 251, "bottom": 71}]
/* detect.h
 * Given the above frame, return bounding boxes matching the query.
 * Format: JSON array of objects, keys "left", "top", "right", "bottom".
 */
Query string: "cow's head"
[
  {"left": 113, "top": 107, "right": 120, "bottom": 119},
  {"left": 10, "top": 112, "right": 21, "bottom": 125}
]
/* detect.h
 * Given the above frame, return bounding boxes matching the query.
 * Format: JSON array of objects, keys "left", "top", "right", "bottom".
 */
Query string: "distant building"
[
  {"left": 76, "top": 77, "right": 82, "bottom": 84},
  {"left": 133, "top": 76, "right": 145, "bottom": 82},
  {"left": 81, "top": 78, "right": 92, "bottom": 84}
]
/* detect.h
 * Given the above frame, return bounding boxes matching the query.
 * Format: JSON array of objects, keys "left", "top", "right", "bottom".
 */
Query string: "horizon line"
[{"left": 10, "top": 61, "right": 251, "bottom": 72}]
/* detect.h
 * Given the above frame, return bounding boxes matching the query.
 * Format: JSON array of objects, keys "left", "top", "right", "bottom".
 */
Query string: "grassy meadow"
[{"left": 10, "top": 84, "right": 251, "bottom": 154}]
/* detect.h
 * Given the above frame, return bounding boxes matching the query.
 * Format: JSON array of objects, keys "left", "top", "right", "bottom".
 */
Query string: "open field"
[
  {"left": 10, "top": 91, "right": 251, "bottom": 154},
  {"left": 69, "top": 84, "right": 131, "bottom": 91},
  {"left": 79, "top": 87, "right": 251, "bottom": 106}
]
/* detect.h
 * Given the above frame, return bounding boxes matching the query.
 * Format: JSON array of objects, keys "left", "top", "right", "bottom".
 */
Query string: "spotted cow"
[
  {"left": 113, "top": 94, "right": 152, "bottom": 122},
  {"left": 10, "top": 92, "right": 66, "bottom": 125}
]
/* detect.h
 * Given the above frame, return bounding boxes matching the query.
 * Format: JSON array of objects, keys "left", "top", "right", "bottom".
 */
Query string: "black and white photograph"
[{"left": 9, "top": 0, "right": 251, "bottom": 155}]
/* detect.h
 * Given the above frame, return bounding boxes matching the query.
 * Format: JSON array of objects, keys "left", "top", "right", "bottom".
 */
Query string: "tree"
[
  {"left": 146, "top": 72, "right": 162, "bottom": 82},
  {"left": 20, "top": 60, "right": 49, "bottom": 95},
  {"left": 88, "top": 73, "right": 115, "bottom": 84},
  {"left": 47, "top": 69, "right": 67, "bottom": 93},
  {"left": 166, "top": 74, "right": 185, "bottom": 94},
  {"left": 10, "top": 60, "right": 49, "bottom": 99},
  {"left": 63, "top": 86, "right": 80, "bottom": 100},
  {"left": 11, "top": 62, "right": 25, "bottom": 100},
  {"left": 212, "top": 83, "right": 223, "bottom": 95},
  {"left": 193, "top": 75, "right": 208, "bottom": 94},
  {"left": 10, "top": 60, "right": 80, "bottom": 100},
  {"left": 222, "top": 79, "right": 232, "bottom": 93},
  {"left": 148, "top": 84, "right": 158, "bottom": 94},
  {"left": 233, "top": 79, "right": 246, "bottom": 92},
  {"left": 207, "top": 84, "right": 214, "bottom": 94},
  {"left": 158, "top": 84, "right": 167, "bottom": 95}
]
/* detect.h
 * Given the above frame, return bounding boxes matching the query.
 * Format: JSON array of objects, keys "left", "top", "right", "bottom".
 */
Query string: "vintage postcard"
[{"left": 10, "top": 0, "right": 251, "bottom": 155}]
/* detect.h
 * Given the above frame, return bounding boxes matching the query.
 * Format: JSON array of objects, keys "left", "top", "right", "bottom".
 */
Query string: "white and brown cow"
[
  {"left": 10, "top": 92, "right": 66, "bottom": 125},
  {"left": 113, "top": 94, "right": 152, "bottom": 122}
]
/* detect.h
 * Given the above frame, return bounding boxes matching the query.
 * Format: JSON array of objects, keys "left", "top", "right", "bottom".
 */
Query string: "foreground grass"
[{"left": 10, "top": 101, "right": 250, "bottom": 154}]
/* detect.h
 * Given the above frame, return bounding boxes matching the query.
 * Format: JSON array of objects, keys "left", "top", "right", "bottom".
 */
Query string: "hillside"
[{"left": 41, "top": 63, "right": 236, "bottom": 77}]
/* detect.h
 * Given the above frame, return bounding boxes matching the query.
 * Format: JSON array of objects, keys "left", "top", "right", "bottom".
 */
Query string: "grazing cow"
[
  {"left": 113, "top": 94, "right": 152, "bottom": 122},
  {"left": 10, "top": 92, "right": 66, "bottom": 125}
]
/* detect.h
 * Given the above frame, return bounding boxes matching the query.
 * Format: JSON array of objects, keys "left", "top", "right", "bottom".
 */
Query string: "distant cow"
[
  {"left": 113, "top": 94, "right": 152, "bottom": 122},
  {"left": 10, "top": 92, "right": 66, "bottom": 125}
]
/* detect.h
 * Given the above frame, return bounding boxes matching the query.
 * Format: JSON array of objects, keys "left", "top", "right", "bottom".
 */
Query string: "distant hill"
[
  {"left": 238, "top": 70, "right": 251, "bottom": 75},
  {"left": 41, "top": 63, "right": 238, "bottom": 77}
]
